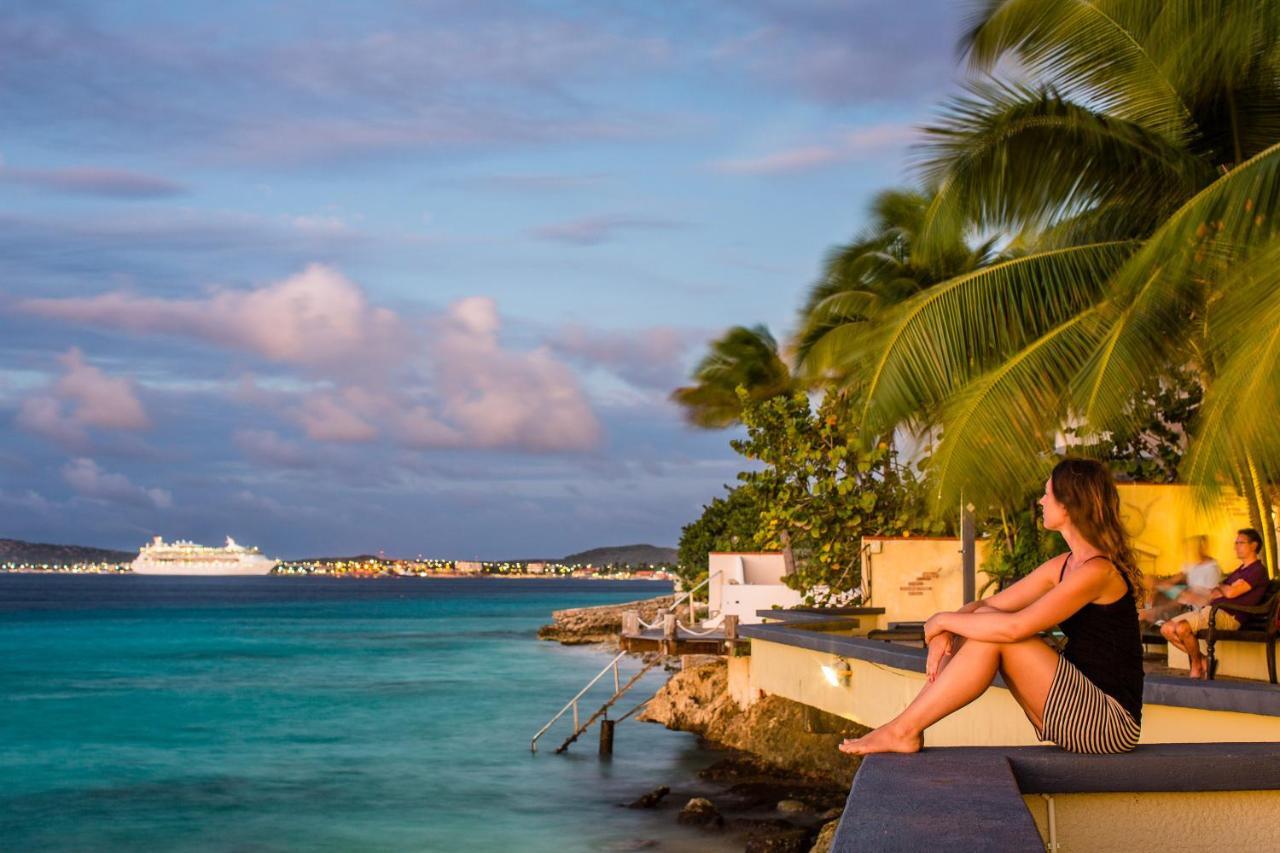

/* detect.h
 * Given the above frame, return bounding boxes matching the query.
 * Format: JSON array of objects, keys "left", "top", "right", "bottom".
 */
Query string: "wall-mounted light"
[{"left": 821, "top": 657, "right": 852, "bottom": 687}]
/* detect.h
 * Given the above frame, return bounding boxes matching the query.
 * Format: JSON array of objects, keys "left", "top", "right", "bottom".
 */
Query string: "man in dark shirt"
[{"left": 1160, "top": 528, "right": 1270, "bottom": 678}]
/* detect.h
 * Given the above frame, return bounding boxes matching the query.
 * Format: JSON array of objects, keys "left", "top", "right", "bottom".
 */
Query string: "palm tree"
[
  {"left": 794, "top": 187, "right": 999, "bottom": 384},
  {"left": 670, "top": 325, "right": 794, "bottom": 428},
  {"left": 825, "top": 1, "right": 1280, "bottom": 566}
]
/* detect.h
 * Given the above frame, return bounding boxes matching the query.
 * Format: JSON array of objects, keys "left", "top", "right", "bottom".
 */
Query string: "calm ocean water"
[{"left": 0, "top": 575, "right": 735, "bottom": 852}]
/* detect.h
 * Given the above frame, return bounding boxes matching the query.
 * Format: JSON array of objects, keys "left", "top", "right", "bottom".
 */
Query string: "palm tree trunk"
[{"left": 1241, "top": 451, "right": 1278, "bottom": 575}]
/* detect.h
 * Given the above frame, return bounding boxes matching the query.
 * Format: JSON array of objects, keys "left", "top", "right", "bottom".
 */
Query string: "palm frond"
[
  {"left": 857, "top": 241, "right": 1137, "bottom": 434},
  {"left": 1183, "top": 237, "right": 1280, "bottom": 493},
  {"left": 1073, "top": 139, "right": 1280, "bottom": 430},
  {"left": 928, "top": 310, "right": 1105, "bottom": 509},
  {"left": 961, "top": 0, "right": 1192, "bottom": 138},
  {"left": 670, "top": 325, "right": 793, "bottom": 428},
  {"left": 915, "top": 81, "right": 1207, "bottom": 256}
]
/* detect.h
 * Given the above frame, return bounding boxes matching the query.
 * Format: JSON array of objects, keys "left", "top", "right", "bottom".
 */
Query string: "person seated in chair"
[
  {"left": 1139, "top": 535, "right": 1221, "bottom": 627},
  {"left": 1160, "top": 528, "right": 1269, "bottom": 679}
]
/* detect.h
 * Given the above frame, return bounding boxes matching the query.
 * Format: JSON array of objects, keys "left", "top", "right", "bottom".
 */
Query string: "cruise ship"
[{"left": 132, "top": 536, "right": 277, "bottom": 575}]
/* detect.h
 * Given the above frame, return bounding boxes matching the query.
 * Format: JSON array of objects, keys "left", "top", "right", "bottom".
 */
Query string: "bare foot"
[
  {"left": 838, "top": 725, "right": 923, "bottom": 756},
  {"left": 1188, "top": 661, "right": 1205, "bottom": 679}
]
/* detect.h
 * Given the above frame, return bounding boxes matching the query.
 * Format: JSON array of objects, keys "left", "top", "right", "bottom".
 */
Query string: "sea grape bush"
[{"left": 732, "top": 389, "right": 943, "bottom": 604}]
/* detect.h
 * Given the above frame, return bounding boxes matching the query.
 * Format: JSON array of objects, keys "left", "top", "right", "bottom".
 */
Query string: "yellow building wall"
[
  {"left": 1023, "top": 791, "right": 1280, "bottom": 853},
  {"left": 736, "top": 638, "right": 1280, "bottom": 746},
  {"left": 862, "top": 487, "right": 1262, "bottom": 622},
  {"left": 863, "top": 537, "right": 992, "bottom": 625},
  {"left": 1115, "top": 483, "right": 1257, "bottom": 578}
]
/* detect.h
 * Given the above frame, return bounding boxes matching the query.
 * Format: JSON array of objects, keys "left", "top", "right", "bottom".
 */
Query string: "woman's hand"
[
  {"left": 923, "top": 613, "right": 951, "bottom": 643},
  {"left": 926, "top": 632, "right": 954, "bottom": 682}
]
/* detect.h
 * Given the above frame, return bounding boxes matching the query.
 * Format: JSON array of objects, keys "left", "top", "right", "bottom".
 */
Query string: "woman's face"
[{"left": 1038, "top": 477, "right": 1069, "bottom": 531}]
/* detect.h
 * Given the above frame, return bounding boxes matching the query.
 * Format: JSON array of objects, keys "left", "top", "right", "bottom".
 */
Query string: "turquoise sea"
[{"left": 0, "top": 575, "right": 735, "bottom": 852}]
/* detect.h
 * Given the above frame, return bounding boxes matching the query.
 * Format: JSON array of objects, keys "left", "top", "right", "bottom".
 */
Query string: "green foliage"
[
  {"left": 670, "top": 325, "right": 794, "bottom": 428},
  {"left": 980, "top": 507, "right": 1065, "bottom": 595},
  {"left": 1068, "top": 366, "right": 1203, "bottom": 483},
  {"left": 732, "top": 389, "right": 945, "bottom": 604},
  {"left": 676, "top": 484, "right": 765, "bottom": 586},
  {"left": 823, "top": 3, "right": 1280, "bottom": 564}
]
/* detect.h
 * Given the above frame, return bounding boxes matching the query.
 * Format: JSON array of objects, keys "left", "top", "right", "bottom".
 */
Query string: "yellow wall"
[
  {"left": 862, "top": 487, "right": 1261, "bottom": 622},
  {"left": 1115, "top": 483, "right": 1257, "bottom": 578},
  {"left": 863, "top": 537, "right": 992, "bottom": 625},
  {"left": 736, "top": 638, "right": 1280, "bottom": 746},
  {"left": 1023, "top": 791, "right": 1280, "bottom": 852},
  {"left": 1167, "top": 641, "right": 1273, "bottom": 682}
]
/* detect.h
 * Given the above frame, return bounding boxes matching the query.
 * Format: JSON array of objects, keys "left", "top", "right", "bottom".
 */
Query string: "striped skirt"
[{"left": 1035, "top": 655, "right": 1141, "bottom": 754}]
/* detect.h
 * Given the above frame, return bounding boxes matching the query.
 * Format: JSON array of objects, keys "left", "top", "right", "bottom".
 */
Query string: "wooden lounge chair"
[{"left": 1204, "top": 578, "right": 1280, "bottom": 684}]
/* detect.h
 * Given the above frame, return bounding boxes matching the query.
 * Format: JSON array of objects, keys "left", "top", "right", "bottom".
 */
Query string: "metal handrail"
[
  {"left": 670, "top": 568, "right": 721, "bottom": 607},
  {"left": 530, "top": 650, "right": 627, "bottom": 752}
]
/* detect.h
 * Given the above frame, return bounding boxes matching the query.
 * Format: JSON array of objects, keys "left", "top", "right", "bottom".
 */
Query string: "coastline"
[{"left": 540, "top": 598, "right": 865, "bottom": 852}]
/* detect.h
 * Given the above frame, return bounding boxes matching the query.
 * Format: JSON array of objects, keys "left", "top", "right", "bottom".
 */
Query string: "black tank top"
[{"left": 1057, "top": 553, "right": 1145, "bottom": 723}]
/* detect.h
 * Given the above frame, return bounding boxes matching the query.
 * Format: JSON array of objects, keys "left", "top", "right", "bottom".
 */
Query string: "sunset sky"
[{"left": 1, "top": 0, "right": 965, "bottom": 558}]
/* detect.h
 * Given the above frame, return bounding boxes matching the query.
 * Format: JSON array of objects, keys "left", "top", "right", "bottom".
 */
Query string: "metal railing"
[
  {"left": 662, "top": 569, "right": 721, "bottom": 625},
  {"left": 530, "top": 650, "right": 628, "bottom": 753}
]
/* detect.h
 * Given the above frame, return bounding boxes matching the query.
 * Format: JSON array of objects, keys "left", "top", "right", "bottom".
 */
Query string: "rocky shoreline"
[
  {"left": 633, "top": 659, "right": 867, "bottom": 852},
  {"left": 537, "top": 594, "right": 675, "bottom": 645},
  {"left": 540, "top": 599, "right": 866, "bottom": 852}
]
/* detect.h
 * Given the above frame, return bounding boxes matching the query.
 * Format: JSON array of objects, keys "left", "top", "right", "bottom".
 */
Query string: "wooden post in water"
[
  {"left": 723, "top": 614, "right": 739, "bottom": 656},
  {"left": 598, "top": 718, "right": 615, "bottom": 757},
  {"left": 662, "top": 612, "right": 677, "bottom": 656}
]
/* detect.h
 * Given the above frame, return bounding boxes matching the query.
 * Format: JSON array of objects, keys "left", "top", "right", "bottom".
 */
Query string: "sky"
[{"left": 0, "top": 0, "right": 968, "bottom": 559}]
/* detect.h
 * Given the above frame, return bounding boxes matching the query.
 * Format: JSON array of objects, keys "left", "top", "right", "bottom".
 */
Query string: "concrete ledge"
[
  {"left": 1005, "top": 741, "right": 1280, "bottom": 792},
  {"left": 741, "top": 622, "right": 1280, "bottom": 717},
  {"left": 834, "top": 749, "right": 1042, "bottom": 853},
  {"left": 834, "top": 743, "right": 1280, "bottom": 853}
]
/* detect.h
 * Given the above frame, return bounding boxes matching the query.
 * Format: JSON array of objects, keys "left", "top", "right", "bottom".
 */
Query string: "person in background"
[
  {"left": 1139, "top": 535, "right": 1221, "bottom": 626},
  {"left": 1160, "top": 529, "right": 1269, "bottom": 678}
]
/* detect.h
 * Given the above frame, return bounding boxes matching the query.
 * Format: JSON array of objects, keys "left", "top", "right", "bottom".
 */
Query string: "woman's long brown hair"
[{"left": 1051, "top": 458, "right": 1143, "bottom": 603}]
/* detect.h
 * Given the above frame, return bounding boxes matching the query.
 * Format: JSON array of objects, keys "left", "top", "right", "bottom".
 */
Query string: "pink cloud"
[
  {"left": 16, "top": 348, "right": 150, "bottom": 446},
  {"left": 296, "top": 389, "right": 380, "bottom": 443},
  {"left": 19, "top": 264, "right": 406, "bottom": 370},
  {"left": 62, "top": 457, "right": 172, "bottom": 509},
  {"left": 0, "top": 165, "right": 186, "bottom": 198},
  {"left": 233, "top": 429, "right": 313, "bottom": 467},
  {"left": 424, "top": 297, "right": 601, "bottom": 451},
  {"left": 710, "top": 123, "right": 918, "bottom": 175},
  {"left": 549, "top": 324, "right": 699, "bottom": 390},
  {"left": 266, "top": 297, "right": 601, "bottom": 453},
  {"left": 528, "top": 214, "right": 683, "bottom": 246}
]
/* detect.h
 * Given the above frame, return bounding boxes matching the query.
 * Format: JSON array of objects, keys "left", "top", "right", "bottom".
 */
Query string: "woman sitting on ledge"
[{"left": 840, "top": 458, "right": 1144, "bottom": 756}]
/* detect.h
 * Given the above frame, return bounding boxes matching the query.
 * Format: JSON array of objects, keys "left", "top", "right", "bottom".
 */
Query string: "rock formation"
[{"left": 537, "top": 595, "right": 674, "bottom": 645}]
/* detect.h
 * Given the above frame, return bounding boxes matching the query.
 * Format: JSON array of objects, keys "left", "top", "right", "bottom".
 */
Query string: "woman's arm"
[
  {"left": 926, "top": 560, "right": 1115, "bottom": 644},
  {"left": 955, "top": 553, "right": 1066, "bottom": 615}
]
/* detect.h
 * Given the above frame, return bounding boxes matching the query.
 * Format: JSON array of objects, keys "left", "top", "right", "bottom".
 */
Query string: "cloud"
[
  {"left": 528, "top": 214, "right": 684, "bottom": 246},
  {"left": 15, "top": 348, "right": 150, "bottom": 447},
  {"left": 421, "top": 296, "right": 601, "bottom": 451},
  {"left": 711, "top": 1, "right": 962, "bottom": 106},
  {"left": 219, "top": 287, "right": 602, "bottom": 453},
  {"left": 233, "top": 429, "right": 313, "bottom": 468},
  {"left": 710, "top": 123, "right": 919, "bottom": 175},
  {"left": 0, "top": 5, "right": 678, "bottom": 166},
  {"left": 19, "top": 264, "right": 406, "bottom": 371},
  {"left": 549, "top": 324, "right": 701, "bottom": 390},
  {"left": 62, "top": 457, "right": 172, "bottom": 509},
  {"left": 0, "top": 165, "right": 186, "bottom": 198},
  {"left": 458, "top": 172, "right": 610, "bottom": 192},
  {"left": 296, "top": 389, "right": 381, "bottom": 443}
]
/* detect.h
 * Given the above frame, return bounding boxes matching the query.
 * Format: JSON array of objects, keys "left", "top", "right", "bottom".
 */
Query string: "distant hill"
[
  {"left": 0, "top": 538, "right": 134, "bottom": 566},
  {"left": 558, "top": 544, "right": 677, "bottom": 566}
]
